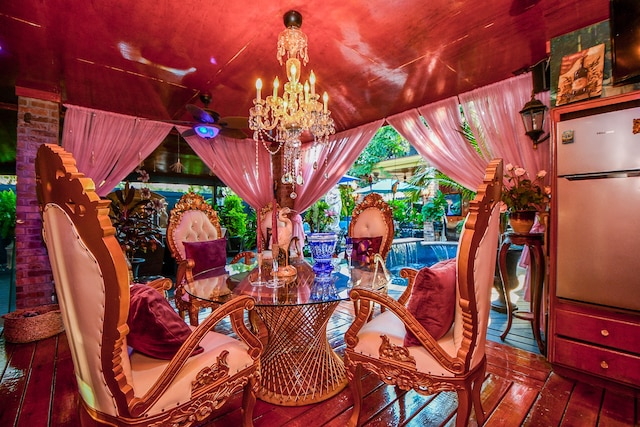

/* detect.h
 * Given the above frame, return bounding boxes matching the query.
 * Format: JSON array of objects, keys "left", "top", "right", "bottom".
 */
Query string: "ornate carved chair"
[
  {"left": 348, "top": 193, "right": 395, "bottom": 313},
  {"left": 348, "top": 193, "right": 394, "bottom": 266},
  {"left": 167, "top": 192, "right": 254, "bottom": 325},
  {"left": 35, "top": 144, "right": 262, "bottom": 427},
  {"left": 344, "top": 159, "right": 503, "bottom": 427}
]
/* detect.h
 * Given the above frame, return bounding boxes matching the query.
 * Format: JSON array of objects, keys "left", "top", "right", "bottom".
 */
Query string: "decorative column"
[{"left": 15, "top": 87, "right": 60, "bottom": 308}]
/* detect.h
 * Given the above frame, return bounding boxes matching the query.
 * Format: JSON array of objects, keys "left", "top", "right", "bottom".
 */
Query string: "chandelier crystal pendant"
[{"left": 249, "top": 10, "right": 335, "bottom": 198}]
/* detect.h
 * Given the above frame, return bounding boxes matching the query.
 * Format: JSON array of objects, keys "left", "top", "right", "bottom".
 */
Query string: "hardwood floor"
[{"left": 1, "top": 297, "right": 638, "bottom": 427}]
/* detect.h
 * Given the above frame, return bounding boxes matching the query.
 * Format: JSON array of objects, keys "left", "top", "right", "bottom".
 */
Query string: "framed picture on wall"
[{"left": 556, "top": 43, "right": 605, "bottom": 106}]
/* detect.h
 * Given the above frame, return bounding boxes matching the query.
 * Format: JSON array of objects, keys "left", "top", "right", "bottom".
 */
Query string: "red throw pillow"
[
  {"left": 183, "top": 238, "right": 227, "bottom": 275},
  {"left": 350, "top": 236, "right": 383, "bottom": 266},
  {"left": 127, "top": 284, "right": 203, "bottom": 359},
  {"left": 404, "top": 258, "right": 457, "bottom": 346}
]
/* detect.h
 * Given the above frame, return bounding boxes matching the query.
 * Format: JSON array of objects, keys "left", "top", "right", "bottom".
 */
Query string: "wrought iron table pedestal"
[{"left": 254, "top": 301, "right": 347, "bottom": 405}]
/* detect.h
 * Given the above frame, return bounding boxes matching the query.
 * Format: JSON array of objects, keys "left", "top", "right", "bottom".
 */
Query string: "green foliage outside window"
[{"left": 219, "top": 194, "right": 247, "bottom": 238}]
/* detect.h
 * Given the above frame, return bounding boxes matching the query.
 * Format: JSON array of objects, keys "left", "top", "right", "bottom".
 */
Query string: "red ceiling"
[{"left": 0, "top": 0, "right": 609, "bottom": 133}]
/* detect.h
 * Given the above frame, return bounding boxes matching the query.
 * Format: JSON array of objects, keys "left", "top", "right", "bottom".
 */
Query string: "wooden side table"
[{"left": 498, "top": 232, "right": 546, "bottom": 354}]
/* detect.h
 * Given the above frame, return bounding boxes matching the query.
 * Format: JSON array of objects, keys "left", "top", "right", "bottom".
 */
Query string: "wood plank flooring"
[{"left": 1, "top": 298, "right": 638, "bottom": 427}]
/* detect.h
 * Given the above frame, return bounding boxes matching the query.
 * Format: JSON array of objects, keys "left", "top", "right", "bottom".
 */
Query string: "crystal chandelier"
[{"left": 249, "top": 10, "right": 335, "bottom": 198}]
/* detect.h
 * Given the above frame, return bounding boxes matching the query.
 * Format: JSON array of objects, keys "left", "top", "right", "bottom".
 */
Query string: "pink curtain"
[
  {"left": 183, "top": 120, "right": 384, "bottom": 247},
  {"left": 294, "top": 120, "right": 384, "bottom": 212},
  {"left": 458, "top": 73, "right": 551, "bottom": 181},
  {"left": 292, "top": 120, "right": 384, "bottom": 243},
  {"left": 62, "top": 105, "right": 173, "bottom": 196},
  {"left": 181, "top": 130, "right": 274, "bottom": 210},
  {"left": 457, "top": 73, "right": 551, "bottom": 305},
  {"left": 387, "top": 98, "right": 488, "bottom": 191}
]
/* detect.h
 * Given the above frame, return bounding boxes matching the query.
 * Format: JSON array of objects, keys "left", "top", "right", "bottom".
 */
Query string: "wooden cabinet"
[
  {"left": 549, "top": 91, "right": 640, "bottom": 391},
  {"left": 550, "top": 300, "right": 640, "bottom": 388}
]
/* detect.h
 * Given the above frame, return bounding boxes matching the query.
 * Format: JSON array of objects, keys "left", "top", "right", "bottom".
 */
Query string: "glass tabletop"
[{"left": 184, "top": 257, "right": 387, "bottom": 307}]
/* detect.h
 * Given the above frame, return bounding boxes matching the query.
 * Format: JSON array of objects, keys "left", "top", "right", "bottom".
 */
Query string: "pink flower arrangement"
[{"left": 502, "top": 164, "right": 551, "bottom": 212}]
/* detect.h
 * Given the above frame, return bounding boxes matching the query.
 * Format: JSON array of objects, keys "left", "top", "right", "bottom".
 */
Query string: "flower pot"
[{"left": 508, "top": 210, "right": 536, "bottom": 234}]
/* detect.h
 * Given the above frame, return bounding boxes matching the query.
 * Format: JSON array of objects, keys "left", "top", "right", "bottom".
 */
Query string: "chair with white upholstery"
[
  {"left": 344, "top": 159, "right": 503, "bottom": 427},
  {"left": 347, "top": 193, "right": 395, "bottom": 314},
  {"left": 167, "top": 192, "right": 254, "bottom": 325},
  {"left": 35, "top": 144, "right": 262, "bottom": 427},
  {"left": 348, "top": 193, "right": 394, "bottom": 267}
]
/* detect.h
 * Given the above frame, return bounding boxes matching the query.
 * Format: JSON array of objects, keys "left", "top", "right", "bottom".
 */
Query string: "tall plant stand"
[{"left": 498, "top": 232, "right": 546, "bottom": 354}]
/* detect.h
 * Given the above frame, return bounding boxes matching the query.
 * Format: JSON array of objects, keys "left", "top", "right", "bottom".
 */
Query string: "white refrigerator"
[{"left": 555, "top": 102, "right": 640, "bottom": 312}]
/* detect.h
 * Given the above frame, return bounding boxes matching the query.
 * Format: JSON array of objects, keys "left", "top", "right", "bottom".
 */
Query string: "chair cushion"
[
  {"left": 127, "top": 284, "right": 203, "bottom": 359},
  {"left": 183, "top": 238, "right": 227, "bottom": 275},
  {"left": 404, "top": 258, "right": 457, "bottom": 346},
  {"left": 355, "top": 310, "right": 457, "bottom": 377},
  {"left": 351, "top": 236, "right": 383, "bottom": 266}
]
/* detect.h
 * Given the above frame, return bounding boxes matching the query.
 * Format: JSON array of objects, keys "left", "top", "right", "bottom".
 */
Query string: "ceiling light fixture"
[
  {"left": 249, "top": 10, "right": 335, "bottom": 199},
  {"left": 194, "top": 124, "right": 220, "bottom": 139},
  {"left": 519, "top": 92, "right": 549, "bottom": 149}
]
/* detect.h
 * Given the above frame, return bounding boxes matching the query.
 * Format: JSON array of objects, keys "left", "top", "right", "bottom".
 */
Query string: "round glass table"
[{"left": 185, "top": 257, "right": 359, "bottom": 406}]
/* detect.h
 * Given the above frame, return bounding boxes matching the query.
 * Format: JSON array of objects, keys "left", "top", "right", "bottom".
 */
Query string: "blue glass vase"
[
  {"left": 310, "top": 276, "right": 338, "bottom": 301},
  {"left": 307, "top": 232, "right": 337, "bottom": 277}
]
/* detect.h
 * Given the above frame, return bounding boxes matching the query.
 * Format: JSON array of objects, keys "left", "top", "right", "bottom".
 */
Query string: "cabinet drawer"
[
  {"left": 555, "top": 309, "right": 640, "bottom": 354},
  {"left": 554, "top": 337, "right": 640, "bottom": 387}
]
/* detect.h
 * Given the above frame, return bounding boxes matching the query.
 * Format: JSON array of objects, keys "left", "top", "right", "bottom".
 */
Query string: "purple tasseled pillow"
[
  {"left": 183, "top": 238, "right": 227, "bottom": 275},
  {"left": 350, "top": 236, "right": 383, "bottom": 267},
  {"left": 127, "top": 284, "right": 203, "bottom": 359},
  {"left": 404, "top": 258, "right": 457, "bottom": 346}
]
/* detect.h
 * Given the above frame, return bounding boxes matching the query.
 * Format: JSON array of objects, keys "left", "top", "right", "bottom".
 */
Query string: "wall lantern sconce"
[{"left": 519, "top": 92, "right": 549, "bottom": 149}]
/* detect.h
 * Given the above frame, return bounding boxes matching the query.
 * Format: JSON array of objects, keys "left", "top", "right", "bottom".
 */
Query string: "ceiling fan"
[{"left": 181, "top": 92, "right": 249, "bottom": 140}]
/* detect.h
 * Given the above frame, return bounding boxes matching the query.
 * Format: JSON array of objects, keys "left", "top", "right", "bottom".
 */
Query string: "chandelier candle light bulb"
[{"left": 256, "top": 79, "right": 262, "bottom": 102}]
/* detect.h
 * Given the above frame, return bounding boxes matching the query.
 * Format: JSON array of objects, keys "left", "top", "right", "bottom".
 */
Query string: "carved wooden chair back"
[
  {"left": 166, "top": 192, "right": 223, "bottom": 324},
  {"left": 348, "top": 193, "right": 395, "bottom": 262},
  {"left": 36, "top": 144, "right": 261, "bottom": 426},
  {"left": 167, "top": 192, "right": 222, "bottom": 263},
  {"left": 344, "top": 159, "right": 503, "bottom": 427}
]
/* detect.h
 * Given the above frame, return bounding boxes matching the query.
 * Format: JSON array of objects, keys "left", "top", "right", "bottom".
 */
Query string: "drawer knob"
[
  {"left": 600, "top": 361, "right": 609, "bottom": 369},
  {"left": 600, "top": 329, "right": 609, "bottom": 337}
]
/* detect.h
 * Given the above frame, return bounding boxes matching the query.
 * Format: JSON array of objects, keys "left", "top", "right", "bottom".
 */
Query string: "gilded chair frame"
[
  {"left": 348, "top": 193, "right": 395, "bottom": 262},
  {"left": 35, "top": 144, "right": 262, "bottom": 427},
  {"left": 167, "top": 192, "right": 254, "bottom": 325},
  {"left": 344, "top": 159, "right": 503, "bottom": 427}
]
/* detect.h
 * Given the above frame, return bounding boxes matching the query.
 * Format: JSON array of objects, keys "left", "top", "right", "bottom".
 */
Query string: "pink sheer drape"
[
  {"left": 292, "top": 120, "right": 384, "bottom": 243},
  {"left": 62, "top": 105, "right": 174, "bottom": 196},
  {"left": 458, "top": 73, "right": 551, "bottom": 180},
  {"left": 295, "top": 120, "right": 384, "bottom": 212},
  {"left": 457, "top": 73, "right": 551, "bottom": 306},
  {"left": 183, "top": 120, "right": 383, "bottom": 247},
  {"left": 181, "top": 130, "right": 274, "bottom": 210},
  {"left": 387, "top": 98, "right": 488, "bottom": 191}
]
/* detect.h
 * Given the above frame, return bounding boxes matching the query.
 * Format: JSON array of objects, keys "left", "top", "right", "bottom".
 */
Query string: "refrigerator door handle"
[{"left": 562, "top": 170, "right": 640, "bottom": 181}]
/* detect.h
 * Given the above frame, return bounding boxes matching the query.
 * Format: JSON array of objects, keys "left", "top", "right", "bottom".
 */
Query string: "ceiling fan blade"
[
  {"left": 219, "top": 116, "right": 249, "bottom": 130},
  {"left": 181, "top": 128, "right": 196, "bottom": 138},
  {"left": 220, "top": 127, "right": 249, "bottom": 139},
  {"left": 186, "top": 104, "right": 215, "bottom": 124}
]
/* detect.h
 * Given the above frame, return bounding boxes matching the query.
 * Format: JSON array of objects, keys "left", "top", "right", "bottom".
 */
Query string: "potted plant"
[
  {"left": 219, "top": 194, "right": 247, "bottom": 256},
  {"left": 304, "top": 200, "right": 335, "bottom": 234},
  {"left": 501, "top": 164, "right": 550, "bottom": 233},
  {"left": 0, "top": 188, "right": 16, "bottom": 269},
  {"left": 107, "top": 170, "right": 165, "bottom": 279},
  {"left": 421, "top": 190, "right": 447, "bottom": 240}
]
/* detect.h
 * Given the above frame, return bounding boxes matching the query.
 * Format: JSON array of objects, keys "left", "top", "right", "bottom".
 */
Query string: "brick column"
[{"left": 15, "top": 88, "right": 60, "bottom": 308}]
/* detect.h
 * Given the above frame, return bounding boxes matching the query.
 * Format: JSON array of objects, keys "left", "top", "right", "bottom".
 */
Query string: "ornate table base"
[
  {"left": 254, "top": 301, "right": 348, "bottom": 406},
  {"left": 498, "top": 232, "right": 546, "bottom": 354}
]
